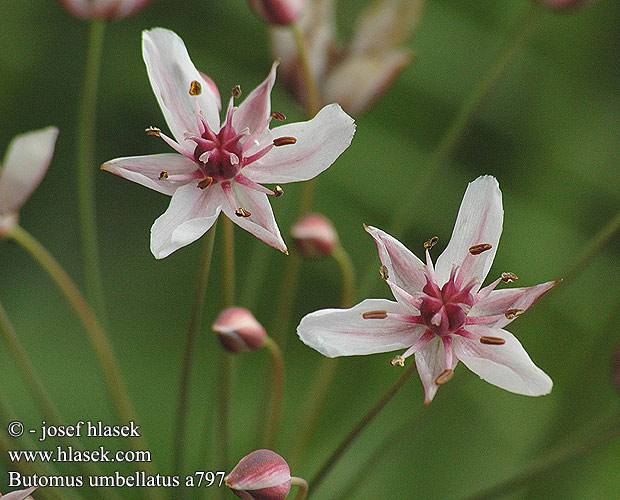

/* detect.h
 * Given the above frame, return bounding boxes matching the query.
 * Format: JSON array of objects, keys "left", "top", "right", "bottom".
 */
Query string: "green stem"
[
  {"left": 75, "top": 19, "right": 108, "bottom": 326},
  {"left": 222, "top": 217, "right": 236, "bottom": 308},
  {"left": 8, "top": 224, "right": 164, "bottom": 500},
  {"left": 358, "top": 3, "right": 543, "bottom": 298},
  {"left": 290, "top": 477, "right": 309, "bottom": 500},
  {"left": 263, "top": 335, "right": 285, "bottom": 448},
  {"left": 332, "top": 245, "right": 356, "bottom": 309},
  {"left": 0, "top": 301, "right": 121, "bottom": 500},
  {"left": 290, "top": 23, "right": 322, "bottom": 117},
  {"left": 173, "top": 225, "right": 217, "bottom": 478},
  {"left": 460, "top": 408, "right": 620, "bottom": 500},
  {"left": 308, "top": 361, "right": 417, "bottom": 496},
  {"left": 270, "top": 252, "right": 300, "bottom": 344}
]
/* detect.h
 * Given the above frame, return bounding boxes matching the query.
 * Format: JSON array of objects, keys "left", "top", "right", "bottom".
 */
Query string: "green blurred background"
[{"left": 1, "top": 0, "right": 620, "bottom": 498}]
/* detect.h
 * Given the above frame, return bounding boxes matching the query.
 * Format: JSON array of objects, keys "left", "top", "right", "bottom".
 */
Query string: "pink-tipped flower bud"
[
  {"left": 58, "top": 0, "right": 152, "bottom": 20},
  {"left": 536, "top": 0, "right": 596, "bottom": 10},
  {"left": 248, "top": 0, "right": 304, "bottom": 26},
  {"left": 225, "top": 450, "right": 291, "bottom": 500},
  {"left": 213, "top": 307, "right": 266, "bottom": 354},
  {"left": 291, "top": 213, "right": 339, "bottom": 258}
]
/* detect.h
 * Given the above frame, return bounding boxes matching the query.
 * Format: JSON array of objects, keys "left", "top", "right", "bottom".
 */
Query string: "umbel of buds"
[
  {"left": 213, "top": 308, "right": 267, "bottom": 354},
  {"left": 291, "top": 213, "right": 339, "bottom": 257},
  {"left": 225, "top": 450, "right": 291, "bottom": 500},
  {"left": 58, "top": 0, "right": 151, "bottom": 19},
  {"left": 248, "top": 0, "right": 304, "bottom": 25},
  {"left": 536, "top": 0, "right": 596, "bottom": 9}
]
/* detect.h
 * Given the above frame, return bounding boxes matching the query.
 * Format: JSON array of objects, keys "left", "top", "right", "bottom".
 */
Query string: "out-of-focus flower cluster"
[{"left": 58, "top": 0, "right": 151, "bottom": 19}]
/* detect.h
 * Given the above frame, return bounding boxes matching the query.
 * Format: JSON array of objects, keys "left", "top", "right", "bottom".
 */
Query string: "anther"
[
  {"left": 231, "top": 85, "right": 242, "bottom": 98},
  {"left": 469, "top": 243, "right": 492, "bottom": 255},
  {"left": 273, "top": 136, "right": 297, "bottom": 146},
  {"left": 189, "top": 80, "right": 202, "bottom": 96},
  {"left": 480, "top": 336, "right": 506, "bottom": 345},
  {"left": 159, "top": 171, "right": 169, "bottom": 180},
  {"left": 235, "top": 208, "right": 252, "bottom": 218},
  {"left": 435, "top": 369, "right": 454, "bottom": 385},
  {"left": 379, "top": 265, "right": 389, "bottom": 281},
  {"left": 390, "top": 355, "right": 405, "bottom": 367},
  {"left": 501, "top": 272, "right": 518, "bottom": 282},
  {"left": 271, "top": 111, "right": 286, "bottom": 121},
  {"left": 362, "top": 310, "right": 388, "bottom": 319},
  {"left": 145, "top": 127, "right": 161, "bottom": 137},
  {"left": 505, "top": 308, "right": 525, "bottom": 320},
  {"left": 273, "top": 186, "right": 284, "bottom": 197},
  {"left": 424, "top": 236, "right": 438, "bottom": 250},
  {"left": 197, "top": 177, "right": 213, "bottom": 189}
]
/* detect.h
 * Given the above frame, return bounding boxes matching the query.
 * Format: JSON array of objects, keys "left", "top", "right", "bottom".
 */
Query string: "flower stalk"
[
  {"left": 263, "top": 335, "right": 285, "bottom": 448},
  {"left": 75, "top": 19, "right": 108, "bottom": 325},
  {"left": 290, "top": 477, "right": 309, "bottom": 500}
]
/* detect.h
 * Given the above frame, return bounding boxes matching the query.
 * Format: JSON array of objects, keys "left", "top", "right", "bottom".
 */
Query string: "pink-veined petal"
[
  {"left": 453, "top": 325, "right": 553, "bottom": 396},
  {"left": 297, "top": 298, "right": 423, "bottom": 357},
  {"left": 1, "top": 487, "right": 37, "bottom": 500},
  {"left": 102, "top": 153, "right": 199, "bottom": 196},
  {"left": 142, "top": 28, "right": 220, "bottom": 142},
  {"left": 242, "top": 103, "right": 355, "bottom": 184},
  {"left": 435, "top": 175, "right": 503, "bottom": 290},
  {"left": 233, "top": 61, "right": 278, "bottom": 137},
  {"left": 150, "top": 182, "right": 222, "bottom": 259},
  {"left": 364, "top": 225, "right": 427, "bottom": 303},
  {"left": 226, "top": 450, "right": 291, "bottom": 490},
  {"left": 414, "top": 336, "right": 454, "bottom": 404},
  {"left": 470, "top": 280, "right": 557, "bottom": 329},
  {"left": 221, "top": 183, "right": 287, "bottom": 253},
  {"left": 0, "top": 127, "right": 58, "bottom": 214}
]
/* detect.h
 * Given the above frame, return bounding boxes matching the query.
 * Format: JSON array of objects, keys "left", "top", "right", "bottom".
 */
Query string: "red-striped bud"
[
  {"left": 225, "top": 450, "right": 291, "bottom": 500},
  {"left": 213, "top": 307, "right": 266, "bottom": 354}
]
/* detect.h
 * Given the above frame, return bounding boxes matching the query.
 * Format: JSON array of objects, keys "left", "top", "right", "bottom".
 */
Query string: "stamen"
[
  {"left": 362, "top": 310, "right": 388, "bottom": 319},
  {"left": 273, "top": 136, "right": 297, "bottom": 146},
  {"left": 273, "top": 186, "right": 284, "bottom": 197},
  {"left": 501, "top": 272, "right": 518, "bottom": 282},
  {"left": 231, "top": 85, "right": 242, "bottom": 98},
  {"left": 189, "top": 80, "right": 202, "bottom": 96},
  {"left": 379, "top": 265, "right": 389, "bottom": 281},
  {"left": 390, "top": 355, "right": 405, "bottom": 367},
  {"left": 197, "top": 177, "right": 213, "bottom": 189},
  {"left": 480, "top": 336, "right": 506, "bottom": 345},
  {"left": 159, "top": 171, "right": 169, "bottom": 180},
  {"left": 271, "top": 111, "right": 286, "bottom": 121},
  {"left": 424, "top": 236, "right": 438, "bottom": 250},
  {"left": 469, "top": 243, "right": 492, "bottom": 255},
  {"left": 435, "top": 369, "right": 454, "bottom": 385},
  {"left": 235, "top": 208, "right": 252, "bottom": 218},
  {"left": 234, "top": 174, "right": 276, "bottom": 195},
  {"left": 145, "top": 126, "right": 161, "bottom": 137},
  {"left": 505, "top": 309, "right": 525, "bottom": 319}
]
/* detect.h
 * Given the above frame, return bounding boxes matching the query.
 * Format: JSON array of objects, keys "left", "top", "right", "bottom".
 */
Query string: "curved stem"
[
  {"left": 358, "top": 3, "right": 543, "bottom": 298},
  {"left": 290, "top": 477, "right": 309, "bottom": 500},
  {"left": 460, "top": 408, "right": 620, "bottom": 500},
  {"left": 332, "top": 245, "right": 355, "bottom": 309},
  {"left": 173, "top": 225, "right": 218, "bottom": 478},
  {"left": 290, "top": 23, "right": 322, "bottom": 118},
  {"left": 75, "top": 19, "right": 108, "bottom": 326},
  {"left": 8, "top": 224, "right": 164, "bottom": 500},
  {"left": 0, "top": 301, "right": 121, "bottom": 500},
  {"left": 263, "top": 335, "right": 285, "bottom": 448},
  {"left": 308, "top": 361, "right": 417, "bottom": 495}
]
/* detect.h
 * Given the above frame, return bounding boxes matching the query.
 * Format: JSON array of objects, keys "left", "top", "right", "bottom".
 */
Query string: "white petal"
[
  {"left": 242, "top": 103, "right": 355, "bottom": 184},
  {"left": 453, "top": 326, "right": 553, "bottom": 396},
  {"left": 102, "top": 153, "right": 198, "bottom": 195},
  {"left": 221, "top": 183, "right": 287, "bottom": 253},
  {"left": 364, "top": 225, "right": 426, "bottom": 303},
  {"left": 1, "top": 488, "right": 37, "bottom": 500},
  {"left": 435, "top": 175, "right": 503, "bottom": 289},
  {"left": 297, "top": 298, "right": 422, "bottom": 357},
  {"left": 142, "top": 28, "right": 220, "bottom": 143},
  {"left": 0, "top": 127, "right": 58, "bottom": 214},
  {"left": 150, "top": 182, "right": 222, "bottom": 259},
  {"left": 233, "top": 61, "right": 278, "bottom": 137},
  {"left": 414, "top": 337, "right": 449, "bottom": 404},
  {"left": 470, "top": 281, "right": 557, "bottom": 329}
]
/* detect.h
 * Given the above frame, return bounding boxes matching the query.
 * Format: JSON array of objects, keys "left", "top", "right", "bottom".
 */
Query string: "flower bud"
[
  {"left": 225, "top": 449, "right": 291, "bottom": 500},
  {"left": 536, "top": 0, "right": 595, "bottom": 10},
  {"left": 213, "top": 307, "right": 266, "bottom": 354},
  {"left": 248, "top": 0, "right": 305, "bottom": 26},
  {"left": 291, "top": 213, "right": 339, "bottom": 257},
  {"left": 58, "top": 0, "right": 151, "bottom": 20}
]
